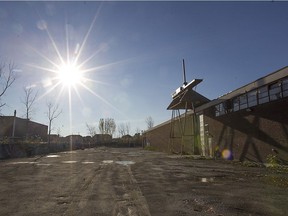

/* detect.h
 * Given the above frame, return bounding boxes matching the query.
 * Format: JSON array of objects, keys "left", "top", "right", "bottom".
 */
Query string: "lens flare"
[{"left": 222, "top": 149, "right": 233, "bottom": 160}]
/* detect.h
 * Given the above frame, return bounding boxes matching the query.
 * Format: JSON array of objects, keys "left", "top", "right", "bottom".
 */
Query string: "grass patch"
[
  {"left": 241, "top": 161, "right": 264, "bottom": 167},
  {"left": 144, "top": 146, "right": 157, "bottom": 151}
]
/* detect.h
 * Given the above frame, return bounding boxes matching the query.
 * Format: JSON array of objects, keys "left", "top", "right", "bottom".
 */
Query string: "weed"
[
  {"left": 266, "top": 154, "right": 280, "bottom": 167},
  {"left": 242, "top": 161, "right": 263, "bottom": 167},
  {"left": 144, "top": 146, "right": 157, "bottom": 151}
]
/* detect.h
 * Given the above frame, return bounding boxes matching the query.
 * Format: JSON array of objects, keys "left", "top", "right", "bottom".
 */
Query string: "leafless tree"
[
  {"left": 99, "top": 118, "right": 116, "bottom": 136},
  {"left": 46, "top": 101, "right": 62, "bottom": 145},
  {"left": 99, "top": 118, "right": 105, "bottom": 135},
  {"left": 135, "top": 127, "right": 141, "bottom": 135},
  {"left": 118, "top": 122, "right": 131, "bottom": 137},
  {"left": 21, "top": 86, "right": 38, "bottom": 120},
  {"left": 106, "top": 118, "right": 116, "bottom": 136},
  {"left": 21, "top": 86, "right": 38, "bottom": 140},
  {"left": 125, "top": 122, "right": 131, "bottom": 135},
  {"left": 118, "top": 123, "right": 126, "bottom": 137},
  {"left": 146, "top": 116, "right": 154, "bottom": 130},
  {"left": 56, "top": 127, "right": 61, "bottom": 137},
  {"left": 0, "top": 62, "right": 17, "bottom": 110},
  {"left": 86, "top": 123, "right": 97, "bottom": 137}
]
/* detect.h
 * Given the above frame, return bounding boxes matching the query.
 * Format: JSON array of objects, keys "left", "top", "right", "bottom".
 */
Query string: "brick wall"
[
  {"left": 144, "top": 113, "right": 201, "bottom": 155},
  {"left": 144, "top": 98, "right": 288, "bottom": 163},
  {"left": 203, "top": 98, "right": 288, "bottom": 162}
]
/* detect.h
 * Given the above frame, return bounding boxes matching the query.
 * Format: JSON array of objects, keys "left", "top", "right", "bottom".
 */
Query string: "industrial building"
[
  {"left": 0, "top": 114, "right": 48, "bottom": 142},
  {"left": 144, "top": 66, "right": 288, "bottom": 163}
]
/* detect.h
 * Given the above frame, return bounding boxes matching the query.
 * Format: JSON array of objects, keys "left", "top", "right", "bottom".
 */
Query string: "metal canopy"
[
  {"left": 168, "top": 60, "right": 209, "bottom": 155},
  {"left": 167, "top": 87, "right": 210, "bottom": 110},
  {"left": 171, "top": 79, "right": 203, "bottom": 99}
]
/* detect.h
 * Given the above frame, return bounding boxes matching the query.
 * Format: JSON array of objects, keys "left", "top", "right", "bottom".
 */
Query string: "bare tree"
[
  {"left": 46, "top": 101, "right": 62, "bottom": 145},
  {"left": 21, "top": 86, "right": 38, "bottom": 140},
  {"left": 21, "top": 86, "right": 38, "bottom": 120},
  {"left": 135, "top": 127, "right": 141, "bottom": 135},
  {"left": 118, "top": 123, "right": 126, "bottom": 137},
  {"left": 125, "top": 122, "right": 131, "bottom": 135},
  {"left": 0, "top": 62, "right": 17, "bottom": 110},
  {"left": 146, "top": 116, "right": 154, "bottom": 130},
  {"left": 118, "top": 122, "right": 131, "bottom": 137},
  {"left": 86, "top": 123, "right": 97, "bottom": 137},
  {"left": 106, "top": 118, "right": 116, "bottom": 136},
  {"left": 98, "top": 118, "right": 105, "bottom": 135},
  {"left": 56, "top": 127, "right": 61, "bottom": 137},
  {"left": 99, "top": 118, "right": 116, "bottom": 136}
]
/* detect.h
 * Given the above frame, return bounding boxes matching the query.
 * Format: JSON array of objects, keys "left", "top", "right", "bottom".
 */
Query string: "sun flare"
[
  {"left": 27, "top": 8, "right": 124, "bottom": 118},
  {"left": 56, "top": 63, "right": 83, "bottom": 87}
]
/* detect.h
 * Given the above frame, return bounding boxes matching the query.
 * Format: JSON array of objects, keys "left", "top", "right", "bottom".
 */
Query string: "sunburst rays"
[{"left": 24, "top": 4, "right": 128, "bottom": 136}]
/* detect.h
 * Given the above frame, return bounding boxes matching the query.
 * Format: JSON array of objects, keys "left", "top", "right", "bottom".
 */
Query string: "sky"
[{"left": 0, "top": 1, "right": 288, "bottom": 137}]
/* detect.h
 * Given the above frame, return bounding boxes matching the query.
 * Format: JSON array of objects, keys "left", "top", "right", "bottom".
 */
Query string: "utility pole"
[{"left": 12, "top": 110, "right": 16, "bottom": 138}]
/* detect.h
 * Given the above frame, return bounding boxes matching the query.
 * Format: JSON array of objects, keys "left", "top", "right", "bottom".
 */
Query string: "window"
[
  {"left": 282, "top": 78, "right": 288, "bottom": 97},
  {"left": 215, "top": 103, "right": 226, "bottom": 116},
  {"left": 269, "top": 82, "right": 282, "bottom": 101},
  {"left": 239, "top": 94, "right": 248, "bottom": 110},
  {"left": 216, "top": 77, "right": 288, "bottom": 116},
  {"left": 258, "top": 86, "right": 269, "bottom": 104},
  {"left": 247, "top": 90, "right": 257, "bottom": 107},
  {"left": 233, "top": 97, "right": 239, "bottom": 111}
]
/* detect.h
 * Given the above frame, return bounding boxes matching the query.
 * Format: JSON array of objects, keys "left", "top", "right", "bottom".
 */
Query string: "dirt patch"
[{"left": 0, "top": 147, "right": 287, "bottom": 215}]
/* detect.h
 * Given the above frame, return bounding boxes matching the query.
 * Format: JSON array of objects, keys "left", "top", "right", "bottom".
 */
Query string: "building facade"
[
  {"left": 0, "top": 116, "right": 48, "bottom": 142},
  {"left": 144, "top": 66, "right": 288, "bottom": 163}
]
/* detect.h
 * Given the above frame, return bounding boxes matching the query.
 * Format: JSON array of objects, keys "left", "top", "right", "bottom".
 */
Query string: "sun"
[{"left": 56, "top": 63, "right": 83, "bottom": 87}]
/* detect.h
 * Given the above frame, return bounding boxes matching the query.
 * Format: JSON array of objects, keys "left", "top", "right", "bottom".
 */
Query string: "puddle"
[
  {"left": 63, "top": 151, "right": 77, "bottom": 154},
  {"left": 127, "top": 152, "right": 142, "bottom": 157},
  {"left": 115, "top": 161, "right": 135, "bottom": 166},
  {"left": 100, "top": 160, "right": 135, "bottom": 166},
  {"left": 200, "top": 177, "right": 215, "bottom": 183},
  {"left": 36, "top": 163, "right": 51, "bottom": 166},
  {"left": 152, "top": 167, "right": 164, "bottom": 171},
  {"left": 81, "top": 161, "right": 95, "bottom": 164},
  {"left": 62, "top": 161, "right": 78, "bottom": 164},
  {"left": 102, "top": 160, "right": 114, "bottom": 164},
  {"left": 8, "top": 161, "right": 38, "bottom": 165},
  {"left": 46, "top": 155, "right": 61, "bottom": 158}
]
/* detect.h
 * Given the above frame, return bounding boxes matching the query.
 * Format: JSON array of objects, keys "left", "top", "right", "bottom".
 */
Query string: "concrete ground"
[{"left": 0, "top": 147, "right": 287, "bottom": 216}]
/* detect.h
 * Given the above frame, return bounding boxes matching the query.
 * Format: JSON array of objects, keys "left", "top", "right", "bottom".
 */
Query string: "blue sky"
[{"left": 0, "top": 1, "right": 288, "bottom": 137}]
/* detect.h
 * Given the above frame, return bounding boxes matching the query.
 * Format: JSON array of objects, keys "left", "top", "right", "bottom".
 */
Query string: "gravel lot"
[{"left": 0, "top": 147, "right": 287, "bottom": 216}]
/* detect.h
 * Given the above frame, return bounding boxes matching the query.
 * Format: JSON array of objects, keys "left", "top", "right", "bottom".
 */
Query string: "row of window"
[{"left": 215, "top": 77, "right": 288, "bottom": 116}]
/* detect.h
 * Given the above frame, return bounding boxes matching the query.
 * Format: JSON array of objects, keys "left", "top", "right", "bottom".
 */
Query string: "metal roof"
[
  {"left": 195, "top": 66, "right": 288, "bottom": 112},
  {"left": 167, "top": 88, "right": 210, "bottom": 110}
]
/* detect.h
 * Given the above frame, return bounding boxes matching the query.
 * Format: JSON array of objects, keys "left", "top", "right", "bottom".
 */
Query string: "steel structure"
[{"left": 167, "top": 60, "right": 209, "bottom": 154}]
